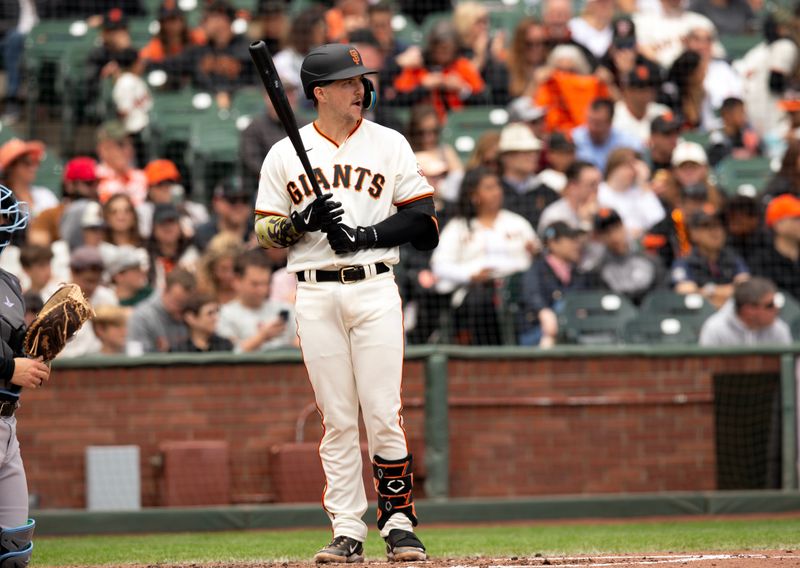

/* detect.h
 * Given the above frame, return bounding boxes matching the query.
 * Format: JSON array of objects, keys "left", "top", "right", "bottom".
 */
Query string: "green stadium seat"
[
  {"left": 58, "top": 39, "right": 105, "bottom": 154},
  {"left": 496, "top": 272, "right": 524, "bottom": 345},
  {"left": 623, "top": 314, "right": 699, "bottom": 344},
  {"left": 639, "top": 290, "right": 716, "bottom": 336},
  {"left": 231, "top": 87, "right": 267, "bottom": 119},
  {"left": 775, "top": 290, "right": 800, "bottom": 326},
  {"left": 187, "top": 115, "right": 241, "bottom": 203},
  {"left": 392, "top": 15, "right": 423, "bottom": 46},
  {"left": 146, "top": 89, "right": 222, "bottom": 154},
  {"left": 715, "top": 156, "right": 773, "bottom": 195},
  {"left": 441, "top": 107, "right": 509, "bottom": 162},
  {"left": 719, "top": 33, "right": 761, "bottom": 62},
  {"left": 128, "top": 18, "right": 157, "bottom": 45},
  {"left": 681, "top": 130, "right": 711, "bottom": 148},
  {"left": 558, "top": 290, "right": 638, "bottom": 345},
  {"left": 36, "top": 150, "right": 64, "bottom": 197},
  {"left": 420, "top": 11, "right": 452, "bottom": 38}
]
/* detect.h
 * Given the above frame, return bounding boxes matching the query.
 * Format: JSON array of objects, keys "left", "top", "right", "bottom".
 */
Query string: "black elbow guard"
[{"left": 400, "top": 197, "right": 439, "bottom": 251}]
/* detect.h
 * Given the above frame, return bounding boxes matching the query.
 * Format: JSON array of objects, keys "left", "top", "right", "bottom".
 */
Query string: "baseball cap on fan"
[
  {"left": 102, "top": 7, "right": 128, "bottom": 30},
  {"left": 300, "top": 43, "right": 377, "bottom": 100}
]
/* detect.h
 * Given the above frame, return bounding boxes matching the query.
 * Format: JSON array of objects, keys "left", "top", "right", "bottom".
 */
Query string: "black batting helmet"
[{"left": 301, "top": 43, "right": 377, "bottom": 106}]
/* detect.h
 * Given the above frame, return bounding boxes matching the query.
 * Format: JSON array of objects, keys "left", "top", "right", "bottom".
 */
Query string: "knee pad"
[
  {"left": 372, "top": 454, "right": 418, "bottom": 530},
  {"left": 0, "top": 519, "right": 34, "bottom": 568}
]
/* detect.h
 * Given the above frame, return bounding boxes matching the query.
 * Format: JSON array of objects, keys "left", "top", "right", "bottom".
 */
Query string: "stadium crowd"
[{"left": 0, "top": 0, "right": 799, "bottom": 351}]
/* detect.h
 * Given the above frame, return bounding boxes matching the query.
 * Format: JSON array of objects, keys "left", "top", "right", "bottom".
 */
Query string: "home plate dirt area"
[{"left": 121, "top": 552, "right": 800, "bottom": 568}]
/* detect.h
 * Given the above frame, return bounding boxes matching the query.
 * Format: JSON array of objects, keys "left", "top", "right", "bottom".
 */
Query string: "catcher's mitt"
[{"left": 24, "top": 283, "right": 95, "bottom": 362}]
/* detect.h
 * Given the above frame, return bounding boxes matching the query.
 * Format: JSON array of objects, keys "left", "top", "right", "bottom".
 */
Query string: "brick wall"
[{"left": 18, "top": 354, "right": 780, "bottom": 509}]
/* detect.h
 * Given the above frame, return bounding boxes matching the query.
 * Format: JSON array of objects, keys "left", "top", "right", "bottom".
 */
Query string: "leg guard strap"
[
  {"left": 372, "top": 454, "right": 418, "bottom": 530},
  {"left": 0, "top": 520, "right": 34, "bottom": 568},
  {"left": 0, "top": 543, "right": 32, "bottom": 568},
  {"left": 1, "top": 520, "right": 34, "bottom": 554}
]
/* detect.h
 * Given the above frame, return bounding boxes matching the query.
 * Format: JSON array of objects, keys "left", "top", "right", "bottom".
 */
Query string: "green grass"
[{"left": 33, "top": 517, "right": 800, "bottom": 566}]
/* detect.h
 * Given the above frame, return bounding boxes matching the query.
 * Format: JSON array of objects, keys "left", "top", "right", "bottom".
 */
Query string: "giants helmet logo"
[{"left": 349, "top": 49, "right": 360, "bottom": 65}]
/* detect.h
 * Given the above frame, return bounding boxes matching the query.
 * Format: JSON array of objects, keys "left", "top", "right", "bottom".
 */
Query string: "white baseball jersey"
[{"left": 255, "top": 119, "right": 434, "bottom": 273}]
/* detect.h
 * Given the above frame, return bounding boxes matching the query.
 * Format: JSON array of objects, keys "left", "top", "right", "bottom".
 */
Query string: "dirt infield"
[{"left": 120, "top": 552, "right": 800, "bottom": 568}]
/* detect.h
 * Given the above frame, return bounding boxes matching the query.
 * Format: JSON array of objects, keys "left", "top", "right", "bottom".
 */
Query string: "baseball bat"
[{"left": 249, "top": 40, "right": 323, "bottom": 199}]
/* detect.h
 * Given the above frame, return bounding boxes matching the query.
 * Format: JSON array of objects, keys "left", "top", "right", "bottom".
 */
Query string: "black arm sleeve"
[
  {"left": 0, "top": 358, "right": 14, "bottom": 383},
  {"left": 372, "top": 197, "right": 439, "bottom": 251}
]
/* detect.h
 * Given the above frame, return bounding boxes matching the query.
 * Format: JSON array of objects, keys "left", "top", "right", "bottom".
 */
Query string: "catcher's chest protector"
[{"left": 0, "top": 271, "right": 24, "bottom": 357}]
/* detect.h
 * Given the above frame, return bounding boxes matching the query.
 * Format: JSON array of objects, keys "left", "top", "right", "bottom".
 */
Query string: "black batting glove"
[
  {"left": 326, "top": 223, "right": 378, "bottom": 255},
  {"left": 290, "top": 193, "right": 344, "bottom": 233}
]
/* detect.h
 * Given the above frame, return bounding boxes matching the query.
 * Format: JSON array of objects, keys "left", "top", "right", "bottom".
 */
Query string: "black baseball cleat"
[
  {"left": 384, "top": 529, "right": 427, "bottom": 562},
  {"left": 314, "top": 535, "right": 365, "bottom": 563}
]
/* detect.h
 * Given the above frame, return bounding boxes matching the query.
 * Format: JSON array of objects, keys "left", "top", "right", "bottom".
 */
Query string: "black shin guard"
[{"left": 372, "top": 454, "right": 418, "bottom": 530}]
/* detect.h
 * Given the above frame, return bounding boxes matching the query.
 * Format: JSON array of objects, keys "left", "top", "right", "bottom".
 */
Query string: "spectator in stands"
[
  {"left": 538, "top": 160, "right": 601, "bottom": 234},
  {"left": 0, "top": 0, "right": 37, "bottom": 124},
  {"left": 253, "top": 0, "right": 288, "bottom": 56},
  {"left": 60, "top": 246, "right": 119, "bottom": 358},
  {"left": 542, "top": 0, "right": 595, "bottom": 65},
  {"left": 598, "top": 16, "right": 660, "bottom": 93},
  {"left": 407, "top": 104, "right": 464, "bottom": 204},
  {"left": 506, "top": 18, "right": 550, "bottom": 99},
  {"left": 707, "top": 97, "right": 763, "bottom": 168},
  {"left": 240, "top": 75, "right": 305, "bottom": 190},
  {"left": 86, "top": 8, "right": 134, "bottom": 90},
  {"left": 537, "top": 132, "right": 576, "bottom": 194},
  {"left": 272, "top": 6, "right": 327, "bottom": 93},
  {"left": 671, "top": 208, "right": 749, "bottom": 308},
  {"left": 39, "top": 0, "right": 145, "bottom": 19},
  {"left": 590, "top": 208, "right": 665, "bottom": 304},
  {"left": 699, "top": 277, "right": 791, "bottom": 346},
  {"left": 392, "top": 20, "right": 487, "bottom": 120},
  {"left": 507, "top": 98, "right": 548, "bottom": 145},
  {"left": 749, "top": 194, "right": 800, "bottom": 301},
  {"left": 536, "top": 46, "right": 610, "bottom": 133},
  {"left": 95, "top": 120, "right": 148, "bottom": 206},
  {"left": 147, "top": 203, "right": 200, "bottom": 291},
  {"left": 92, "top": 305, "right": 130, "bottom": 355},
  {"left": 613, "top": 62, "right": 669, "bottom": 145},
  {"left": 166, "top": 1, "right": 253, "bottom": 109},
  {"left": 217, "top": 250, "right": 295, "bottom": 352},
  {"left": 110, "top": 47, "right": 152, "bottom": 167},
  {"left": 103, "top": 193, "right": 143, "bottom": 248},
  {"left": 127, "top": 268, "right": 195, "bottom": 354},
  {"left": 453, "top": 2, "right": 509, "bottom": 105},
  {"left": 764, "top": 139, "right": 800, "bottom": 199},
  {"left": 139, "top": 159, "right": 208, "bottom": 239},
  {"left": 645, "top": 113, "right": 681, "bottom": 175},
  {"left": 367, "top": 2, "right": 403, "bottom": 61},
  {"left": 662, "top": 50, "right": 716, "bottom": 131},
  {"left": 196, "top": 233, "right": 245, "bottom": 306},
  {"left": 30, "top": 157, "right": 98, "bottom": 247},
  {"left": 325, "top": 0, "right": 368, "bottom": 43},
  {"left": 633, "top": 0, "right": 716, "bottom": 68},
  {"left": 171, "top": 293, "right": 233, "bottom": 352},
  {"left": 432, "top": 167, "right": 538, "bottom": 345},
  {"left": 466, "top": 130, "right": 502, "bottom": 175},
  {"left": 520, "top": 221, "right": 594, "bottom": 347},
  {"left": 107, "top": 245, "right": 152, "bottom": 308},
  {"left": 19, "top": 244, "right": 56, "bottom": 299},
  {"left": 194, "top": 177, "right": 254, "bottom": 251},
  {"left": 0, "top": 138, "right": 57, "bottom": 217},
  {"left": 689, "top": 0, "right": 757, "bottom": 35},
  {"left": 568, "top": 0, "right": 614, "bottom": 59},
  {"left": 599, "top": 147, "right": 665, "bottom": 239},
  {"left": 497, "top": 123, "right": 556, "bottom": 231},
  {"left": 684, "top": 24, "right": 743, "bottom": 114},
  {"left": 734, "top": 13, "right": 799, "bottom": 137},
  {"left": 670, "top": 141, "right": 722, "bottom": 209},
  {"left": 572, "top": 98, "right": 642, "bottom": 172},
  {"left": 722, "top": 195, "right": 771, "bottom": 271},
  {"left": 139, "top": 1, "right": 206, "bottom": 66}
]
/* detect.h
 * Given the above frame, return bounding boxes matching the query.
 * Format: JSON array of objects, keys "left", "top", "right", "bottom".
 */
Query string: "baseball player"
[
  {"left": 0, "top": 185, "right": 49, "bottom": 566},
  {"left": 254, "top": 43, "right": 439, "bottom": 563}
]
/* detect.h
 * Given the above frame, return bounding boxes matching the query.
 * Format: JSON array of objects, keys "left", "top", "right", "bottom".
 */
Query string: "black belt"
[
  {"left": 0, "top": 400, "right": 18, "bottom": 417},
  {"left": 297, "top": 262, "right": 390, "bottom": 284}
]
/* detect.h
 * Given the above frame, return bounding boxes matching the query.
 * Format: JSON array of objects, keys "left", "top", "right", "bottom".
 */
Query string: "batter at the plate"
[{"left": 254, "top": 43, "right": 439, "bottom": 563}]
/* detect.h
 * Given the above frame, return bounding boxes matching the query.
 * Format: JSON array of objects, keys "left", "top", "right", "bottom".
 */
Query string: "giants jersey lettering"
[{"left": 256, "top": 119, "right": 433, "bottom": 273}]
